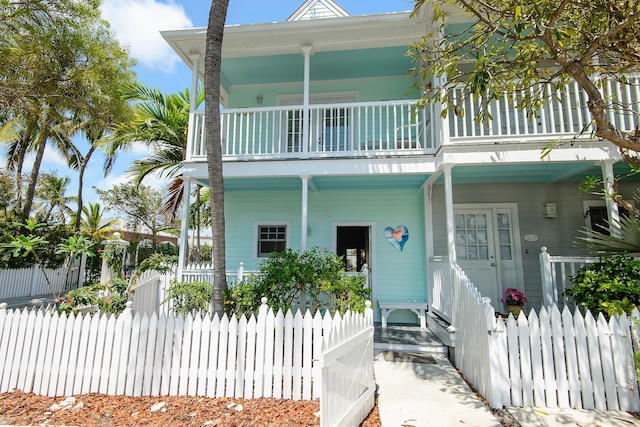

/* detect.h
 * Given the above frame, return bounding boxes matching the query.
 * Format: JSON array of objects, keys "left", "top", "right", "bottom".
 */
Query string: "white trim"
[
  {"left": 453, "top": 203, "right": 525, "bottom": 299},
  {"left": 277, "top": 90, "right": 359, "bottom": 106},
  {"left": 253, "top": 221, "right": 292, "bottom": 259}
]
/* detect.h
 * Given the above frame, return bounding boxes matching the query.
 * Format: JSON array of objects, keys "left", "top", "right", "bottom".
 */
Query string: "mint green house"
[{"left": 162, "top": 0, "right": 640, "bottom": 325}]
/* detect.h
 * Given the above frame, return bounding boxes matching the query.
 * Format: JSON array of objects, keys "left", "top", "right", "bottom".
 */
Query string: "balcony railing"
[
  {"left": 448, "top": 75, "right": 640, "bottom": 141},
  {"left": 187, "top": 100, "right": 434, "bottom": 160},
  {"left": 186, "top": 76, "right": 640, "bottom": 160}
]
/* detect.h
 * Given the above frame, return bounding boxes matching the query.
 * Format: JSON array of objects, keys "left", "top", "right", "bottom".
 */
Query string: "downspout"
[
  {"left": 601, "top": 160, "right": 621, "bottom": 238},
  {"left": 301, "top": 45, "right": 312, "bottom": 158}
]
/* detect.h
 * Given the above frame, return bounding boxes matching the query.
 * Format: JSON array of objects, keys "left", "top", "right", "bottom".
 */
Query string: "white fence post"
[{"left": 540, "top": 247, "right": 555, "bottom": 307}]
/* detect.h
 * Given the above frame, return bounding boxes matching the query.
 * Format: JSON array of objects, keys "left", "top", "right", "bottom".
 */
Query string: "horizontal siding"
[{"left": 226, "top": 187, "right": 426, "bottom": 324}]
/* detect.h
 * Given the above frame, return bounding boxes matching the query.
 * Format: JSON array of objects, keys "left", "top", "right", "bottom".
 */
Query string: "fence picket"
[
  {"left": 89, "top": 313, "right": 108, "bottom": 394},
  {"left": 619, "top": 314, "right": 640, "bottom": 411},
  {"left": 302, "top": 310, "right": 313, "bottom": 400},
  {"left": 282, "top": 310, "right": 294, "bottom": 399},
  {"left": 216, "top": 314, "right": 229, "bottom": 397},
  {"left": 273, "top": 310, "right": 285, "bottom": 399},
  {"left": 527, "top": 310, "right": 545, "bottom": 407},
  {"left": 573, "top": 310, "right": 594, "bottom": 409},
  {"left": 255, "top": 303, "right": 268, "bottom": 398},
  {"left": 188, "top": 315, "right": 203, "bottom": 396},
  {"left": 197, "top": 314, "right": 211, "bottom": 397},
  {"left": 518, "top": 313, "right": 533, "bottom": 406},
  {"left": 132, "top": 313, "right": 150, "bottom": 397},
  {"left": 206, "top": 314, "right": 220, "bottom": 398},
  {"left": 47, "top": 313, "right": 68, "bottom": 396},
  {"left": 293, "top": 309, "right": 304, "bottom": 400},
  {"left": 62, "top": 313, "right": 83, "bottom": 396},
  {"left": 235, "top": 315, "right": 247, "bottom": 399},
  {"left": 610, "top": 315, "right": 630, "bottom": 410},
  {"left": 506, "top": 315, "right": 522, "bottom": 405},
  {"left": 160, "top": 315, "right": 175, "bottom": 396},
  {"left": 100, "top": 315, "right": 117, "bottom": 395},
  {"left": 125, "top": 311, "right": 142, "bottom": 396},
  {"left": 262, "top": 309, "right": 275, "bottom": 398},
  {"left": 584, "top": 311, "right": 606, "bottom": 409},
  {"left": 597, "top": 313, "right": 618, "bottom": 409},
  {"left": 551, "top": 306, "right": 569, "bottom": 407},
  {"left": 225, "top": 315, "right": 238, "bottom": 398},
  {"left": 170, "top": 315, "right": 185, "bottom": 396},
  {"left": 150, "top": 313, "right": 166, "bottom": 396},
  {"left": 244, "top": 315, "right": 256, "bottom": 398},
  {"left": 6, "top": 310, "right": 27, "bottom": 393},
  {"left": 561, "top": 307, "right": 581, "bottom": 408},
  {"left": 21, "top": 310, "right": 43, "bottom": 392},
  {"left": 178, "top": 315, "right": 193, "bottom": 396}
]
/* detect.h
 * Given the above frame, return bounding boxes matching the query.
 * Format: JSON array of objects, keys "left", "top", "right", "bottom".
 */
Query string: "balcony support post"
[
  {"left": 301, "top": 45, "right": 312, "bottom": 158},
  {"left": 186, "top": 53, "right": 200, "bottom": 161},
  {"left": 443, "top": 165, "right": 457, "bottom": 264},
  {"left": 177, "top": 178, "right": 193, "bottom": 281},
  {"left": 601, "top": 160, "right": 621, "bottom": 238},
  {"left": 300, "top": 175, "right": 310, "bottom": 251}
]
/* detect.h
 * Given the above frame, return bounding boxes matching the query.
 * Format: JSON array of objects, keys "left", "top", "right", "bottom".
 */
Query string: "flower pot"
[{"left": 507, "top": 304, "right": 523, "bottom": 318}]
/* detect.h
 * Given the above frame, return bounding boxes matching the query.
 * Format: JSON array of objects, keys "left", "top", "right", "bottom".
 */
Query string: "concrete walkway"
[
  {"left": 374, "top": 351, "right": 640, "bottom": 427},
  {"left": 374, "top": 352, "right": 502, "bottom": 426}
]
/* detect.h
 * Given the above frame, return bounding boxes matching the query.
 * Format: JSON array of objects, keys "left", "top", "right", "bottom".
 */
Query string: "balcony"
[{"left": 186, "top": 76, "right": 640, "bottom": 161}]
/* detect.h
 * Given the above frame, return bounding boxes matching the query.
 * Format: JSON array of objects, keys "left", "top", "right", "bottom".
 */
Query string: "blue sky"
[{"left": 31, "top": 0, "right": 415, "bottom": 213}]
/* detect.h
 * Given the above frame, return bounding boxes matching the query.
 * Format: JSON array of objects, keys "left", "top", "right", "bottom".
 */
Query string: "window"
[{"left": 257, "top": 224, "right": 287, "bottom": 257}]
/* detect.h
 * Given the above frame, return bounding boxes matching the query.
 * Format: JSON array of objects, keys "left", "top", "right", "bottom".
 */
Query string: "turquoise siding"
[{"left": 224, "top": 187, "right": 427, "bottom": 323}]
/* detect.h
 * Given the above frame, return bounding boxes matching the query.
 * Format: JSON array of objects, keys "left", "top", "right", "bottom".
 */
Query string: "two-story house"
[{"left": 162, "top": 0, "right": 639, "bottom": 324}]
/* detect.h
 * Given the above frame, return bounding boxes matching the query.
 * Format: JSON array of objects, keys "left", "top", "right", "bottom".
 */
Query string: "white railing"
[
  {"left": 448, "top": 75, "right": 640, "bottom": 142},
  {"left": 0, "top": 260, "right": 82, "bottom": 300},
  {"left": 188, "top": 100, "right": 434, "bottom": 160},
  {"left": 0, "top": 300, "right": 374, "bottom": 425},
  {"left": 448, "top": 262, "right": 500, "bottom": 408},
  {"left": 539, "top": 247, "right": 600, "bottom": 307},
  {"left": 428, "top": 256, "right": 453, "bottom": 322},
  {"left": 130, "top": 270, "right": 169, "bottom": 316}
]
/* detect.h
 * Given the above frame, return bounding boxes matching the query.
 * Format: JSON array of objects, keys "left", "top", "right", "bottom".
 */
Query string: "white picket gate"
[
  {"left": 0, "top": 300, "right": 374, "bottom": 424},
  {"left": 320, "top": 302, "right": 375, "bottom": 427}
]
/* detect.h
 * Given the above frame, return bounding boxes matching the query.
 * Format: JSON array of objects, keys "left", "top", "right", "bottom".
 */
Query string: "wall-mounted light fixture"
[
  {"left": 543, "top": 202, "right": 557, "bottom": 218},
  {"left": 256, "top": 95, "right": 263, "bottom": 104},
  {"left": 584, "top": 209, "right": 591, "bottom": 218}
]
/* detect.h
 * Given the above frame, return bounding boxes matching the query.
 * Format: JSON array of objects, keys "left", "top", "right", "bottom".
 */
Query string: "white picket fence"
[
  {"left": 448, "top": 260, "right": 640, "bottom": 411},
  {"left": 0, "top": 260, "right": 82, "bottom": 300},
  {"left": 539, "top": 247, "right": 600, "bottom": 307},
  {"left": 0, "top": 300, "right": 374, "bottom": 425}
]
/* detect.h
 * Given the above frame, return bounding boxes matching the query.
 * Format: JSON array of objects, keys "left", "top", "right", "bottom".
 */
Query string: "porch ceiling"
[
  {"left": 437, "top": 162, "right": 639, "bottom": 184},
  {"left": 194, "top": 174, "right": 431, "bottom": 192},
  {"left": 221, "top": 46, "right": 413, "bottom": 87}
]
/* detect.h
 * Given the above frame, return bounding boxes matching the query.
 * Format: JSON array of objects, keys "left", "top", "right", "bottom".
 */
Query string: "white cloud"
[{"left": 101, "top": 0, "right": 193, "bottom": 73}]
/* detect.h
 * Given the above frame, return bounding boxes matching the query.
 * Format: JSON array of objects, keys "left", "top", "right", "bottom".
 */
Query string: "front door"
[
  {"left": 454, "top": 206, "right": 522, "bottom": 311},
  {"left": 336, "top": 226, "right": 369, "bottom": 273}
]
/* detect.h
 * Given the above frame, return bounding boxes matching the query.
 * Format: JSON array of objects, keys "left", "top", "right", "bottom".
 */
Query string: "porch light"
[
  {"left": 256, "top": 94, "right": 263, "bottom": 104},
  {"left": 543, "top": 202, "right": 557, "bottom": 218}
]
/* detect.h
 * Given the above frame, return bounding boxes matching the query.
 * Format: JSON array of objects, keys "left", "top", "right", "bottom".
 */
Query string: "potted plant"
[{"left": 501, "top": 287, "right": 527, "bottom": 317}]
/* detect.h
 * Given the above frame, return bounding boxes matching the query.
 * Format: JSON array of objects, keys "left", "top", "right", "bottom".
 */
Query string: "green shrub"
[
  {"left": 163, "top": 280, "right": 213, "bottom": 317},
  {"left": 224, "top": 248, "right": 372, "bottom": 316},
  {"left": 58, "top": 277, "right": 131, "bottom": 316},
  {"left": 566, "top": 253, "right": 640, "bottom": 316}
]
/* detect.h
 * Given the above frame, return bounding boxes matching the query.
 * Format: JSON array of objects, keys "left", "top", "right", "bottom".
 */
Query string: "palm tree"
[
  {"left": 101, "top": 82, "right": 204, "bottom": 220},
  {"left": 34, "top": 174, "right": 74, "bottom": 223},
  {"left": 74, "top": 202, "right": 117, "bottom": 244},
  {"left": 205, "top": 0, "right": 230, "bottom": 314}
]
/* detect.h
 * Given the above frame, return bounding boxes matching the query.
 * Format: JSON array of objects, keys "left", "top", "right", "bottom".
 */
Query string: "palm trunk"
[
  {"left": 205, "top": 0, "right": 230, "bottom": 314},
  {"left": 14, "top": 136, "right": 29, "bottom": 214},
  {"left": 22, "top": 126, "right": 48, "bottom": 219},
  {"left": 75, "top": 145, "right": 96, "bottom": 230}
]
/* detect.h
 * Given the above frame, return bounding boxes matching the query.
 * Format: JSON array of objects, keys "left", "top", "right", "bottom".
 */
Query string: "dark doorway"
[{"left": 336, "top": 226, "right": 369, "bottom": 272}]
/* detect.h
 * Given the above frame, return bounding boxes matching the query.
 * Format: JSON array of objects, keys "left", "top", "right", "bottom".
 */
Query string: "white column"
[
  {"left": 443, "top": 165, "right": 457, "bottom": 263},
  {"left": 301, "top": 45, "right": 312, "bottom": 158},
  {"left": 601, "top": 161, "right": 621, "bottom": 238},
  {"left": 185, "top": 53, "right": 200, "bottom": 161},
  {"left": 177, "top": 179, "right": 193, "bottom": 280},
  {"left": 301, "top": 175, "right": 309, "bottom": 251},
  {"left": 423, "top": 183, "right": 434, "bottom": 304}
]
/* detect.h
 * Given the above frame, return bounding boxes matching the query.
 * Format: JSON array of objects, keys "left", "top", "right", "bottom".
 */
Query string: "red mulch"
[{"left": 0, "top": 390, "right": 381, "bottom": 426}]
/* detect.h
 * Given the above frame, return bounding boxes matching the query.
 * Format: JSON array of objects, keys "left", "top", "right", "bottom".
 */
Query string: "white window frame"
[{"left": 254, "top": 221, "right": 291, "bottom": 259}]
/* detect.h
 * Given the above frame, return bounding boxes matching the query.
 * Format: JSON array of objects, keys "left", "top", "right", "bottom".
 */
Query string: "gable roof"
[{"left": 287, "top": 0, "right": 350, "bottom": 21}]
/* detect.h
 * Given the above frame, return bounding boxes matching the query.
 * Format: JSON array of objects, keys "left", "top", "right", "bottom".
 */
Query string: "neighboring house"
[{"left": 162, "top": 0, "right": 639, "bottom": 323}]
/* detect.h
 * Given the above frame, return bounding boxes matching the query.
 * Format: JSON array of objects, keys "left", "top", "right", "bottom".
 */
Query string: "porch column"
[
  {"left": 443, "top": 165, "right": 457, "bottom": 263},
  {"left": 177, "top": 178, "right": 193, "bottom": 281},
  {"left": 300, "top": 175, "right": 310, "bottom": 251},
  {"left": 185, "top": 53, "right": 200, "bottom": 161},
  {"left": 301, "top": 45, "right": 312, "bottom": 158},
  {"left": 601, "top": 160, "right": 621, "bottom": 238}
]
